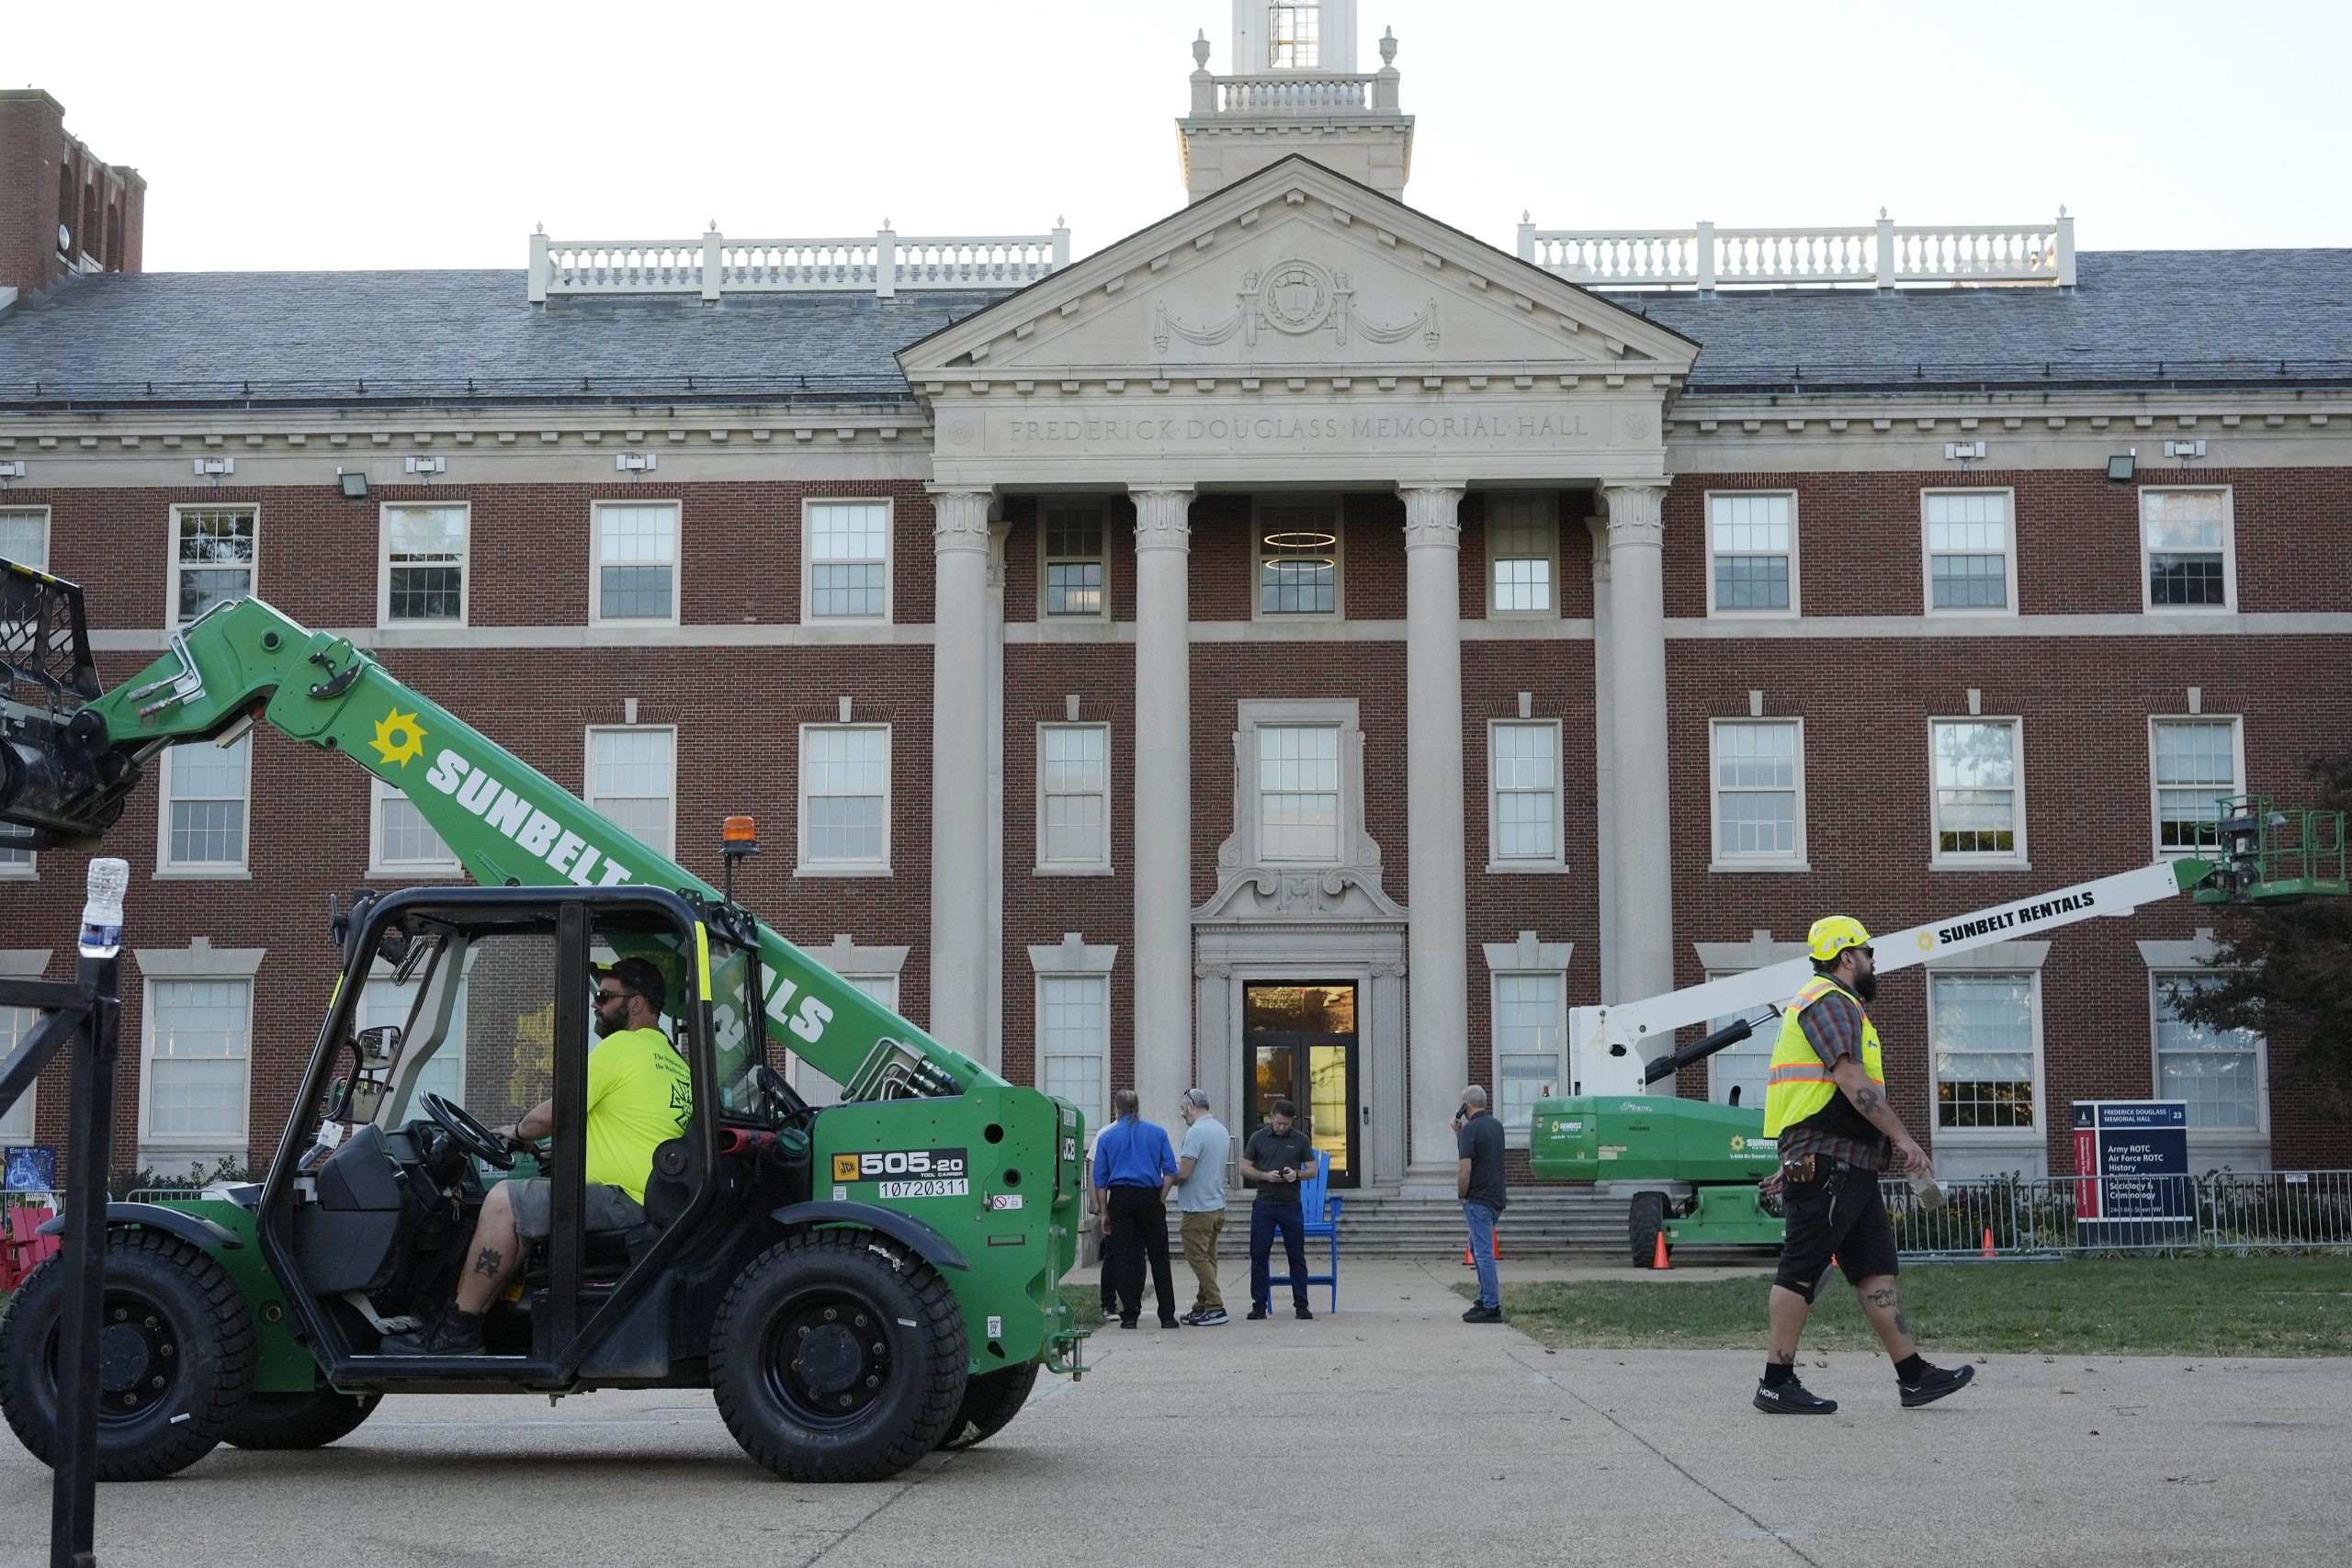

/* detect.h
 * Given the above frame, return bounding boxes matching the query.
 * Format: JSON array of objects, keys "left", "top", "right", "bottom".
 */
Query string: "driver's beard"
[
  {"left": 594, "top": 1012, "right": 623, "bottom": 1038},
  {"left": 1853, "top": 969, "right": 1879, "bottom": 1003}
]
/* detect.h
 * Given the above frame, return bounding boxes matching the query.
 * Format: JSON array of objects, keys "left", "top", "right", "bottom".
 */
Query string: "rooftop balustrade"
[
  {"left": 1517, "top": 210, "right": 2075, "bottom": 290},
  {"left": 528, "top": 223, "right": 1071, "bottom": 302}
]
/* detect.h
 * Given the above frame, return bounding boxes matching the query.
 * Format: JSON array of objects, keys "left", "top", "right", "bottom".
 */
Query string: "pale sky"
[{"left": 19, "top": 0, "right": 2350, "bottom": 273}]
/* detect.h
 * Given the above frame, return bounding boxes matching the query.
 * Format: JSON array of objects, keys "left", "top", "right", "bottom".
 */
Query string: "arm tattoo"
[
  {"left": 1851, "top": 1084, "right": 1885, "bottom": 1118},
  {"left": 472, "top": 1247, "right": 505, "bottom": 1279}
]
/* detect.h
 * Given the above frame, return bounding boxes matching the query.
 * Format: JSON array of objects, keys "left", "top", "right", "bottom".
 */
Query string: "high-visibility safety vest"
[{"left": 1762, "top": 976, "right": 1884, "bottom": 1138}]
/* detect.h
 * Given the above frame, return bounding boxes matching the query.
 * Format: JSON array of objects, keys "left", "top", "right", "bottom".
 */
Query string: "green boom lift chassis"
[
  {"left": 0, "top": 559, "right": 1087, "bottom": 1484},
  {"left": 1529, "top": 799, "right": 2344, "bottom": 1267}
]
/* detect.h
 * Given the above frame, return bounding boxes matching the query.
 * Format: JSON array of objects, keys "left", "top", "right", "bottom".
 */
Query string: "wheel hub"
[
  {"left": 795, "top": 1325, "right": 863, "bottom": 1395},
  {"left": 71, "top": 1296, "right": 179, "bottom": 1418},
  {"left": 766, "top": 1292, "right": 892, "bottom": 1427}
]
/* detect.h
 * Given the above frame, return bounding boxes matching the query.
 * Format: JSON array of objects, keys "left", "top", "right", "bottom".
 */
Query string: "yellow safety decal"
[{"left": 695, "top": 922, "right": 712, "bottom": 1001}]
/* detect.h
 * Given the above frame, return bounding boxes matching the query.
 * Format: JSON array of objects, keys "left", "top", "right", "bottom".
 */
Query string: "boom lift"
[
  {"left": 1532, "top": 809, "right": 2346, "bottom": 1266},
  {"left": 0, "top": 559, "right": 1088, "bottom": 1484}
]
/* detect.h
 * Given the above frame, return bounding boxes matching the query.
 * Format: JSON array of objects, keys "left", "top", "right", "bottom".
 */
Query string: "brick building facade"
[{"left": 3, "top": 26, "right": 2347, "bottom": 1190}]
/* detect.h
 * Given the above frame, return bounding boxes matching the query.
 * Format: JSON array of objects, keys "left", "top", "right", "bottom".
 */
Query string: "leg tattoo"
[{"left": 472, "top": 1247, "right": 505, "bottom": 1279}]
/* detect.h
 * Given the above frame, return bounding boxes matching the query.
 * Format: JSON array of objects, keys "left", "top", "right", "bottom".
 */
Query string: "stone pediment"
[
  {"left": 1193, "top": 864, "right": 1409, "bottom": 926},
  {"left": 898, "top": 156, "right": 1697, "bottom": 384}
]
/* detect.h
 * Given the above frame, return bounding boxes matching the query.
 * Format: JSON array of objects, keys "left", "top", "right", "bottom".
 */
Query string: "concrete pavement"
[{"left": 3, "top": 1255, "right": 2346, "bottom": 1567}]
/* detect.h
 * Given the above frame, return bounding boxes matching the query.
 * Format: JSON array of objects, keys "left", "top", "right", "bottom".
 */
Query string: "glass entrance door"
[{"left": 1244, "top": 983, "right": 1359, "bottom": 1190}]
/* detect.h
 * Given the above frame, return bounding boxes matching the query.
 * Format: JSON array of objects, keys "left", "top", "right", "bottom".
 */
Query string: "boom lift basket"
[{"left": 2191, "top": 795, "right": 2349, "bottom": 902}]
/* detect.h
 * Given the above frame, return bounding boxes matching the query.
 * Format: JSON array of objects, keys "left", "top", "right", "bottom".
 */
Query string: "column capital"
[
  {"left": 927, "top": 484, "right": 995, "bottom": 555},
  {"left": 1397, "top": 482, "right": 1466, "bottom": 549},
  {"left": 1127, "top": 485, "right": 1195, "bottom": 552},
  {"left": 1586, "top": 514, "right": 1611, "bottom": 582},
  {"left": 1599, "top": 479, "right": 1668, "bottom": 549}
]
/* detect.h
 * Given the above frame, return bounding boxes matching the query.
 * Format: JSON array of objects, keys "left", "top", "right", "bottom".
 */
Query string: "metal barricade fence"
[{"left": 1882, "top": 1169, "right": 2352, "bottom": 1260}]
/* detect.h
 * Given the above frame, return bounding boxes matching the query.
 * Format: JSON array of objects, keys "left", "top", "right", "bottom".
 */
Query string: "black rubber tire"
[
  {"left": 1629, "top": 1191, "right": 1668, "bottom": 1269},
  {"left": 711, "top": 1229, "right": 968, "bottom": 1483},
  {"left": 221, "top": 1386, "right": 379, "bottom": 1450},
  {"left": 0, "top": 1229, "right": 257, "bottom": 1481},
  {"left": 937, "top": 1360, "right": 1040, "bottom": 1450}
]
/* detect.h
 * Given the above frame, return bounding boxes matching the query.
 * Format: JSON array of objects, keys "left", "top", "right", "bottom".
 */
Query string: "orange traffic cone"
[
  {"left": 1652, "top": 1231, "right": 1670, "bottom": 1270},
  {"left": 1463, "top": 1241, "right": 1474, "bottom": 1266},
  {"left": 1981, "top": 1227, "right": 1996, "bottom": 1259},
  {"left": 1492, "top": 1230, "right": 1503, "bottom": 1261}
]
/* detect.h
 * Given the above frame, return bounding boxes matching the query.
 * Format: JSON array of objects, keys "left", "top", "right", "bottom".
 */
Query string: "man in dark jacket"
[{"left": 1456, "top": 1085, "right": 1507, "bottom": 1323}]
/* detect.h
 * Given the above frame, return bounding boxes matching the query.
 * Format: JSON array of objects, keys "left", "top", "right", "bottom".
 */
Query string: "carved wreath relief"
[{"left": 1153, "top": 258, "right": 1440, "bottom": 355}]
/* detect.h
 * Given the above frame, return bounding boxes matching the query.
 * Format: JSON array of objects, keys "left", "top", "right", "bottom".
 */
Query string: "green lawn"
[
  {"left": 1058, "top": 1284, "right": 1106, "bottom": 1330},
  {"left": 1465, "top": 1254, "right": 2352, "bottom": 1357}
]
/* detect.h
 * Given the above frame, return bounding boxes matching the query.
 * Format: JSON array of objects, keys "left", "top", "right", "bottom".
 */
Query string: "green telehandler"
[{"left": 0, "top": 558, "right": 1089, "bottom": 1485}]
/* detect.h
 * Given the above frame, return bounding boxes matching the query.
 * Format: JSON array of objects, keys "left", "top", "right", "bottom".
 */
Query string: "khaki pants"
[{"left": 1181, "top": 1209, "right": 1226, "bottom": 1313}]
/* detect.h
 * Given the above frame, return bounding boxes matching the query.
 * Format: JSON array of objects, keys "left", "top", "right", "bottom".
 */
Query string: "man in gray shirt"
[{"left": 1173, "top": 1088, "right": 1232, "bottom": 1325}]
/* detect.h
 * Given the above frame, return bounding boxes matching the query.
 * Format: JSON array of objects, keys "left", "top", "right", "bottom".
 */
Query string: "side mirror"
[{"left": 356, "top": 1023, "right": 401, "bottom": 1067}]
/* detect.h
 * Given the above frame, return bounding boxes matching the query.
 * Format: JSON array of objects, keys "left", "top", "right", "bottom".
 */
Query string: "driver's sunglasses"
[{"left": 594, "top": 987, "right": 637, "bottom": 1005}]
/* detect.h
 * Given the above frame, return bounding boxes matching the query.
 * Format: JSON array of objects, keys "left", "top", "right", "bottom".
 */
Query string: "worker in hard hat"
[{"left": 1753, "top": 916, "right": 1975, "bottom": 1415}]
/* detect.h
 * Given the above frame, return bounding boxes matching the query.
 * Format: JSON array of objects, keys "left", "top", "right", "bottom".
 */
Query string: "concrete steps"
[{"left": 1202, "top": 1187, "right": 1634, "bottom": 1259}]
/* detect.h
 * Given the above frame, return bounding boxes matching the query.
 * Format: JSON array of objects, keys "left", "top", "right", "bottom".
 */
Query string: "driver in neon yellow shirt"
[{"left": 384, "top": 957, "right": 691, "bottom": 1356}]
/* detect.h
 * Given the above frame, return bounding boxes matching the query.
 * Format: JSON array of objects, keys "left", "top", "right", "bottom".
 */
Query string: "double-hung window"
[
  {"left": 1487, "top": 720, "right": 1563, "bottom": 871},
  {"left": 143, "top": 976, "right": 253, "bottom": 1148},
  {"left": 1929, "top": 718, "right": 2026, "bottom": 865},
  {"left": 1258, "top": 725, "right": 1340, "bottom": 861},
  {"left": 1705, "top": 989, "right": 1773, "bottom": 1111},
  {"left": 2151, "top": 717, "right": 2243, "bottom": 856},
  {"left": 1922, "top": 490, "right": 2015, "bottom": 611},
  {"left": 1037, "top": 724, "right": 1111, "bottom": 873},
  {"left": 1929, "top": 972, "right": 2040, "bottom": 1131},
  {"left": 0, "top": 1000, "right": 35, "bottom": 1142},
  {"left": 1037, "top": 974, "right": 1110, "bottom": 1133},
  {"left": 1492, "top": 972, "right": 1566, "bottom": 1132},
  {"left": 806, "top": 500, "right": 890, "bottom": 621},
  {"left": 2152, "top": 974, "right": 2263, "bottom": 1132},
  {"left": 593, "top": 502, "right": 679, "bottom": 623},
  {"left": 1711, "top": 719, "right": 1804, "bottom": 868},
  {"left": 360, "top": 962, "right": 469, "bottom": 1110},
  {"left": 1706, "top": 492, "right": 1795, "bottom": 615},
  {"left": 2141, "top": 489, "right": 2233, "bottom": 609},
  {"left": 0, "top": 514, "right": 40, "bottom": 874},
  {"left": 157, "top": 735, "right": 251, "bottom": 875},
  {"left": 381, "top": 503, "right": 468, "bottom": 624},
  {"left": 1256, "top": 504, "right": 1340, "bottom": 617},
  {"left": 798, "top": 725, "right": 890, "bottom": 874},
  {"left": 170, "top": 505, "right": 257, "bottom": 625},
  {"left": 1042, "top": 508, "right": 1106, "bottom": 619},
  {"left": 586, "top": 727, "right": 676, "bottom": 861},
  {"left": 1487, "top": 494, "right": 1556, "bottom": 615}
]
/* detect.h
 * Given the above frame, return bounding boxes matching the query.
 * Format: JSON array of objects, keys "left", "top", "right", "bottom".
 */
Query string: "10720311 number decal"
[
  {"left": 831, "top": 1146, "right": 969, "bottom": 1183},
  {"left": 878, "top": 1179, "right": 969, "bottom": 1200}
]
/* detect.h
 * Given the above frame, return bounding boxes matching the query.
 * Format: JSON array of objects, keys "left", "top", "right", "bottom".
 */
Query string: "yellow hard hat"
[{"left": 1808, "top": 915, "right": 1872, "bottom": 964}]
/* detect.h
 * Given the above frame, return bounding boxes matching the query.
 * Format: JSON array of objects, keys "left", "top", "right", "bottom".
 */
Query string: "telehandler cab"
[{"left": 0, "top": 559, "right": 1089, "bottom": 1484}]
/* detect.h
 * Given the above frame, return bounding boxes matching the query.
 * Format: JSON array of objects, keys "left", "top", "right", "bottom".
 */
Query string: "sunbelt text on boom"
[
  {"left": 423, "top": 749, "right": 640, "bottom": 887},
  {"left": 1933, "top": 889, "right": 2097, "bottom": 948}
]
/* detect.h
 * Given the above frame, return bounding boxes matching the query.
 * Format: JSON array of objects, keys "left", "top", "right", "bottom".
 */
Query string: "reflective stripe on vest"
[{"left": 1761, "top": 976, "right": 1884, "bottom": 1138}]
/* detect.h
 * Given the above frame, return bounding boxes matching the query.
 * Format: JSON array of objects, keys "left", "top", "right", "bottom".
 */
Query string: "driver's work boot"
[{"left": 381, "top": 1308, "right": 485, "bottom": 1356}]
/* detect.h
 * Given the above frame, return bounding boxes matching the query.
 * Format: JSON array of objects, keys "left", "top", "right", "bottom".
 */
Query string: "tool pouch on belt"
[
  {"left": 1779, "top": 1153, "right": 1817, "bottom": 1186},
  {"left": 1780, "top": 1153, "right": 1848, "bottom": 1197}
]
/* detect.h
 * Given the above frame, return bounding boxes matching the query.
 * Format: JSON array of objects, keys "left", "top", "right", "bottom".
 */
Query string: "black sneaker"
[
  {"left": 1752, "top": 1377, "right": 1838, "bottom": 1415},
  {"left": 1160, "top": 1317, "right": 1183, "bottom": 1329},
  {"left": 1899, "top": 1361, "right": 1975, "bottom": 1408},
  {"left": 1246, "top": 1305, "right": 1269, "bottom": 1321},
  {"left": 1118, "top": 1318, "right": 1140, "bottom": 1330},
  {"left": 1193, "top": 1307, "right": 1229, "bottom": 1326},
  {"left": 381, "top": 1308, "right": 485, "bottom": 1357},
  {"left": 1462, "top": 1304, "right": 1504, "bottom": 1324},
  {"left": 1295, "top": 1306, "right": 1314, "bottom": 1321}
]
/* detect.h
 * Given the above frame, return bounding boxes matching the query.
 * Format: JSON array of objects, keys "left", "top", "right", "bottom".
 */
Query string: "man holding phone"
[{"left": 1240, "top": 1099, "right": 1317, "bottom": 1321}]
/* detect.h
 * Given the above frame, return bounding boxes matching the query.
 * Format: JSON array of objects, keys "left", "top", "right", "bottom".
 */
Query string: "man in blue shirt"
[{"left": 1091, "top": 1089, "right": 1181, "bottom": 1329}]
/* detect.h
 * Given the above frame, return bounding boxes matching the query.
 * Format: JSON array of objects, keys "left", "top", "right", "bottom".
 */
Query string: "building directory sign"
[{"left": 2072, "top": 1100, "right": 2192, "bottom": 1245}]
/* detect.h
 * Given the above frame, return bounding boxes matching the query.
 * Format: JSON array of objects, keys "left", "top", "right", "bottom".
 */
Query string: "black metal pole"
[{"left": 50, "top": 860, "right": 125, "bottom": 1568}]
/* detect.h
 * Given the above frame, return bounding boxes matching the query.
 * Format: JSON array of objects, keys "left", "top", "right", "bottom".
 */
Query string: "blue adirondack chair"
[{"left": 1267, "top": 1150, "right": 1343, "bottom": 1312}]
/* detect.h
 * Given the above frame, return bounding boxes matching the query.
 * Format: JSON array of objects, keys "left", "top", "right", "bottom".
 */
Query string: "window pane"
[
  {"left": 1932, "top": 722, "right": 2017, "bottom": 855},
  {"left": 1710, "top": 494, "right": 1791, "bottom": 552},
  {"left": 590, "top": 729, "right": 673, "bottom": 856},
  {"left": 1495, "top": 974, "right": 1564, "bottom": 1129},
  {"left": 1260, "top": 509, "right": 1338, "bottom": 615},
  {"left": 388, "top": 504, "right": 467, "bottom": 620},
  {"left": 1715, "top": 722, "right": 1799, "bottom": 859},
  {"left": 599, "top": 565, "right": 674, "bottom": 619},
  {"left": 1046, "top": 561, "right": 1102, "bottom": 616},
  {"left": 1041, "top": 975, "right": 1108, "bottom": 1125},
  {"left": 1714, "top": 554, "right": 1789, "bottom": 609},
  {"left": 361, "top": 966, "right": 469, "bottom": 1110},
  {"left": 598, "top": 504, "right": 678, "bottom": 562},
  {"left": 0, "top": 1007, "right": 33, "bottom": 1141},
  {"left": 806, "top": 728, "right": 887, "bottom": 792},
  {"left": 1041, "top": 726, "right": 1109, "bottom": 865},
  {"left": 1931, "top": 975, "right": 2035, "bottom": 1128},
  {"left": 1492, "top": 723, "right": 1557, "bottom": 860},
  {"left": 2154, "top": 976, "right": 2259, "bottom": 1130},
  {"left": 1706, "top": 991, "right": 1771, "bottom": 1109},
  {"left": 166, "top": 737, "right": 248, "bottom": 865},
  {"left": 149, "top": 978, "right": 250, "bottom": 1138},
  {"left": 2154, "top": 721, "right": 2237, "bottom": 849},
  {"left": 2150, "top": 555, "right": 2227, "bottom": 606},
  {"left": 1490, "top": 502, "right": 1554, "bottom": 613},
  {"left": 1259, "top": 726, "right": 1340, "bottom": 860},
  {"left": 1930, "top": 553, "right": 2007, "bottom": 609},
  {"left": 2142, "top": 491, "right": 2225, "bottom": 551},
  {"left": 0, "top": 509, "right": 47, "bottom": 567},
  {"left": 809, "top": 502, "right": 887, "bottom": 561},
  {"left": 378, "top": 786, "right": 456, "bottom": 867}
]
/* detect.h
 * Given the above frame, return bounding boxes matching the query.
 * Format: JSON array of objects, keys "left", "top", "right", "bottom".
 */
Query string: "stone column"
[
  {"left": 927, "top": 486, "right": 994, "bottom": 1059},
  {"left": 1400, "top": 483, "right": 1469, "bottom": 1181},
  {"left": 1129, "top": 487, "right": 1195, "bottom": 1126},
  {"left": 1599, "top": 481, "right": 1673, "bottom": 1006},
  {"left": 1587, "top": 513, "right": 1619, "bottom": 1004},
  {"left": 983, "top": 520, "right": 1009, "bottom": 1069}
]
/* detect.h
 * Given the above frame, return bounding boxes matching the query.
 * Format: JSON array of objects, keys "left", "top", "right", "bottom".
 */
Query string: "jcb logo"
[{"left": 832, "top": 1147, "right": 968, "bottom": 1182}]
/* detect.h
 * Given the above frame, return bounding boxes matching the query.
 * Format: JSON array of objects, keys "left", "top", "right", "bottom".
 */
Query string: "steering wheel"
[
  {"left": 753, "top": 1063, "right": 814, "bottom": 1127},
  {"left": 418, "top": 1091, "right": 515, "bottom": 1171}
]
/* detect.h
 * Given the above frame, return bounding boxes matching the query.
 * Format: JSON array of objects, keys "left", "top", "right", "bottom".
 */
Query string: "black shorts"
[{"left": 1773, "top": 1161, "right": 1898, "bottom": 1302}]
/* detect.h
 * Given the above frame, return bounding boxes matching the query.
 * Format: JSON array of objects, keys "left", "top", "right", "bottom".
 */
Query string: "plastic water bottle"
[{"left": 78, "top": 858, "right": 128, "bottom": 959}]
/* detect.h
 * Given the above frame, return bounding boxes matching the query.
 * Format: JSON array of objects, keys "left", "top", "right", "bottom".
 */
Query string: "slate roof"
[{"left": 2, "top": 250, "right": 2347, "bottom": 410}]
